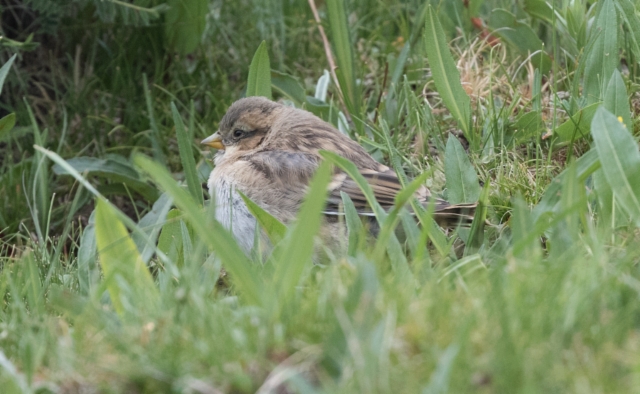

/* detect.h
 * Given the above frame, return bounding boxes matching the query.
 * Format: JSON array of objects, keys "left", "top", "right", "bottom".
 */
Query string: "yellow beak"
[{"left": 201, "top": 132, "right": 225, "bottom": 150}]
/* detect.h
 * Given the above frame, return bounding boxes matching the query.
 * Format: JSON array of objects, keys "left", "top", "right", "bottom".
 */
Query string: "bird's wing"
[
  {"left": 242, "top": 151, "right": 476, "bottom": 225},
  {"left": 324, "top": 165, "right": 477, "bottom": 226}
]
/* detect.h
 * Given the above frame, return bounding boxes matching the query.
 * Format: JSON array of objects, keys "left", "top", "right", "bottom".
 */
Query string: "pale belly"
[{"left": 208, "top": 176, "right": 259, "bottom": 255}]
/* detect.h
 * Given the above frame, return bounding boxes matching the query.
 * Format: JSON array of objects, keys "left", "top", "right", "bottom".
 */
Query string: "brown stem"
[{"left": 307, "top": 0, "right": 351, "bottom": 121}]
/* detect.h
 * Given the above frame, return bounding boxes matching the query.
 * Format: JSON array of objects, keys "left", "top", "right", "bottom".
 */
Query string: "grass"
[{"left": 2, "top": 0, "right": 640, "bottom": 392}]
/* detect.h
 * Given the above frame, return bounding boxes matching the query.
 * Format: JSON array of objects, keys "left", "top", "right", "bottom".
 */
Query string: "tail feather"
[{"left": 431, "top": 202, "right": 477, "bottom": 227}]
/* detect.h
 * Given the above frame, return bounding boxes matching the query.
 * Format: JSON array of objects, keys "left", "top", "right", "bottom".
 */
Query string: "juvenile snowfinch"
[{"left": 202, "top": 97, "right": 475, "bottom": 254}]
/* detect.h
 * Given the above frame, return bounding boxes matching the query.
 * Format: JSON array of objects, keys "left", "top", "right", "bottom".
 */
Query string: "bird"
[{"left": 201, "top": 96, "right": 476, "bottom": 255}]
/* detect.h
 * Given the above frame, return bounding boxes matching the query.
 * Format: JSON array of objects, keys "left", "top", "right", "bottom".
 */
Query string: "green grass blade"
[
  {"left": 341, "top": 191, "right": 364, "bottom": 257},
  {"left": 320, "top": 151, "right": 415, "bottom": 275},
  {"left": 246, "top": 41, "right": 272, "bottom": 99},
  {"left": 424, "top": 5, "right": 471, "bottom": 139},
  {"left": 444, "top": 134, "right": 480, "bottom": 204},
  {"left": 0, "top": 53, "right": 17, "bottom": 96},
  {"left": 133, "top": 154, "right": 264, "bottom": 305},
  {"left": 0, "top": 113, "right": 16, "bottom": 141},
  {"left": 238, "top": 190, "right": 287, "bottom": 244},
  {"left": 132, "top": 193, "right": 174, "bottom": 263},
  {"left": 172, "top": 102, "right": 204, "bottom": 206},
  {"left": 157, "top": 209, "right": 184, "bottom": 266},
  {"left": 464, "top": 182, "right": 489, "bottom": 256},
  {"left": 590, "top": 106, "right": 640, "bottom": 226},
  {"left": 326, "top": 0, "right": 360, "bottom": 118},
  {"left": 319, "top": 151, "right": 386, "bottom": 220},
  {"left": 77, "top": 210, "right": 98, "bottom": 296},
  {"left": 23, "top": 252, "right": 44, "bottom": 316},
  {"left": 142, "top": 73, "right": 166, "bottom": 165},
  {"left": 25, "top": 100, "right": 50, "bottom": 237},
  {"left": 95, "top": 199, "right": 159, "bottom": 317},
  {"left": 273, "top": 160, "right": 332, "bottom": 311}
]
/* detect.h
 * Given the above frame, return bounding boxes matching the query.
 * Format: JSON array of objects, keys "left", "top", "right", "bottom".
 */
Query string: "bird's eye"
[{"left": 232, "top": 129, "right": 244, "bottom": 138}]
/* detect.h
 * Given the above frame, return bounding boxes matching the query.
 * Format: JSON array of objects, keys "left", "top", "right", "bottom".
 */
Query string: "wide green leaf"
[
  {"left": 444, "top": 134, "right": 480, "bottom": 204},
  {"left": 424, "top": 5, "right": 471, "bottom": 139},
  {"left": 593, "top": 169, "right": 628, "bottom": 229},
  {"left": 271, "top": 70, "right": 305, "bottom": 105},
  {"left": 246, "top": 41, "right": 272, "bottom": 99},
  {"left": 583, "top": 0, "right": 619, "bottom": 104},
  {"left": 95, "top": 199, "right": 159, "bottom": 317},
  {"left": 591, "top": 106, "right": 640, "bottom": 226},
  {"left": 523, "top": 0, "right": 554, "bottom": 23},
  {"left": 603, "top": 69, "right": 632, "bottom": 130},
  {"left": 52, "top": 156, "right": 159, "bottom": 201},
  {"left": 552, "top": 103, "right": 600, "bottom": 147}
]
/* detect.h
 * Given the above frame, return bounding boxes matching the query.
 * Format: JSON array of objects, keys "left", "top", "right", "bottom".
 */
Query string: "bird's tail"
[{"left": 431, "top": 201, "right": 477, "bottom": 227}]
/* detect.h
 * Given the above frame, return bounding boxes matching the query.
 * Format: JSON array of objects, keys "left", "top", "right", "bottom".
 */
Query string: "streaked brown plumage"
[{"left": 202, "top": 97, "right": 476, "bottom": 255}]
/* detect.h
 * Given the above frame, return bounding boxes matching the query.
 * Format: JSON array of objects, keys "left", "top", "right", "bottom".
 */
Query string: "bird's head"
[{"left": 201, "top": 97, "right": 281, "bottom": 154}]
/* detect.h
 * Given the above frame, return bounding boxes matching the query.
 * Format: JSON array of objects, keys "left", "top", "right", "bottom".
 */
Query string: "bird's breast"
[{"left": 208, "top": 172, "right": 258, "bottom": 255}]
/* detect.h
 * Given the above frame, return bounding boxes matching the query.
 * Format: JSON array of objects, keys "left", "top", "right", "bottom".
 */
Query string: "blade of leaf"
[
  {"left": 590, "top": 106, "right": 640, "bottom": 226},
  {"left": 444, "top": 134, "right": 481, "bottom": 204},
  {"left": 326, "top": 0, "right": 360, "bottom": 118},
  {"left": 603, "top": 69, "right": 632, "bottom": 130},
  {"left": 95, "top": 199, "right": 159, "bottom": 317},
  {"left": 271, "top": 70, "right": 305, "bottom": 105},
  {"left": 238, "top": 190, "right": 287, "bottom": 244},
  {"left": 246, "top": 41, "right": 272, "bottom": 99},
  {"left": 52, "top": 156, "right": 159, "bottom": 201},
  {"left": 341, "top": 191, "right": 364, "bottom": 257},
  {"left": 34, "top": 146, "right": 166, "bottom": 260},
  {"left": 133, "top": 154, "right": 263, "bottom": 305},
  {"left": 0, "top": 113, "right": 16, "bottom": 141},
  {"left": 464, "top": 181, "right": 489, "bottom": 256},
  {"left": 319, "top": 151, "right": 415, "bottom": 275},
  {"left": 132, "top": 193, "right": 174, "bottom": 263},
  {"left": 143, "top": 73, "right": 167, "bottom": 165},
  {"left": 424, "top": 5, "right": 471, "bottom": 139},
  {"left": 0, "top": 54, "right": 17, "bottom": 96},
  {"left": 172, "top": 102, "right": 204, "bottom": 206},
  {"left": 272, "top": 161, "right": 333, "bottom": 311},
  {"left": 583, "top": 0, "right": 619, "bottom": 104}
]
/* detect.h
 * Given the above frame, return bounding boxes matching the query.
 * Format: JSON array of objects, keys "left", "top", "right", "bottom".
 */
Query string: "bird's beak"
[{"left": 201, "top": 132, "right": 225, "bottom": 150}]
